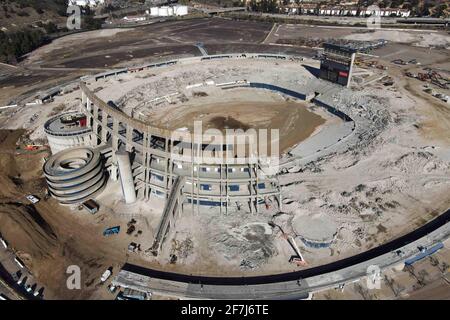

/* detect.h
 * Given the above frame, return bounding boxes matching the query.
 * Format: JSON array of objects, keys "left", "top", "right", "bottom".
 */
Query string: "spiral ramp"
[{"left": 43, "top": 147, "right": 107, "bottom": 204}]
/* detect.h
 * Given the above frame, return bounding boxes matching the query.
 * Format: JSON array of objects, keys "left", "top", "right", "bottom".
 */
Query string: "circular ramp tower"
[{"left": 43, "top": 147, "right": 107, "bottom": 204}]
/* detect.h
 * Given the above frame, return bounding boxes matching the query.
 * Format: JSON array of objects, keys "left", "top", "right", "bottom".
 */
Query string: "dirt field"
[
  {"left": 24, "top": 18, "right": 272, "bottom": 70},
  {"left": 266, "top": 24, "right": 450, "bottom": 49},
  {"left": 204, "top": 43, "right": 316, "bottom": 57},
  {"left": 0, "top": 129, "right": 165, "bottom": 299},
  {"left": 147, "top": 94, "right": 325, "bottom": 153},
  {"left": 0, "top": 18, "right": 449, "bottom": 299},
  {"left": 0, "top": 18, "right": 274, "bottom": 107}
]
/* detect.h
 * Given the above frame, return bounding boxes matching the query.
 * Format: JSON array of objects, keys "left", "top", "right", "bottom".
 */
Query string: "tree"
[
  {"left": 383, "top": 275, "right": 404, "bottom": 297},
  {"left": 429, "top": 256, "right": 439, "bottom": 267},
  {"left": 439, "top": 261, "right": 450, "bottom": 274},
  {"left": 404, "top": 264, "right": 426, "bottom": 288},
  {"left": 84, "top": 15, "right": 103, "bottom": 30},
  {"left": 43, "top": 21, "right": 58, "bottom": 34},
  {"left": 354, "top": 283, "right": 372, "bottom": 300},
  {"left": 432, "top": 4, "right": 447, "bottom": 18},
  {"left": 0, "top": 28, "right": 46, "bottom": 64}
]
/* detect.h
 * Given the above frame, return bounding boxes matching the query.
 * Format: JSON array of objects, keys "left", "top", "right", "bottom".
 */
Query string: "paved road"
[{"left": 114, "top": 208, "right": 450, "bottom": 299}]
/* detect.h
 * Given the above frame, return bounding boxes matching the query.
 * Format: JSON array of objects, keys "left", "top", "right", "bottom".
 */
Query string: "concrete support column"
[
  {"left": 347, "top": 52, "right": 356, "bottom": 88},
  {"left": 164, "top": 139, "right": 169, "bottom": 198},
  {"left": 110, "top": 118, "right": 119, "bottom": 181},
  {"left": 126, "top": 124, "right": 133, "bottom": 152},
  {"left": 142, "top": 132, "right": 148, "bottom": 200},
  {"left": 168, "top": 139, "right": 174, "bottom": 190},
  {"left": 81, "top": 92, "right": 86, "bottom": 112},
  {"left": 116, "top": 151, "right": 137, "bottom": 204},
  {"left": 93, "top": 104, "right": 99, "bottom": 145},
  {"left": 101, "top": 110, "right": 108, "bottom": 142},
  {"left": 86, "top": 98, "right": 93, "bottom": 127},
  {"left": 145, "top": 133, "right": 152, "bottom": 201}
]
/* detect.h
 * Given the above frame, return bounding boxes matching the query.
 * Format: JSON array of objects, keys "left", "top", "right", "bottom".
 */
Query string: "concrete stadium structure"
[
  {"left": 44, "top": 112, "right": 96, "bottom": 154},
  {"left": 79, "top": 81, "right": 282, "bottom": 215},
  {"left": 43, "top": 53, "right": 357, "bottom": 254}
]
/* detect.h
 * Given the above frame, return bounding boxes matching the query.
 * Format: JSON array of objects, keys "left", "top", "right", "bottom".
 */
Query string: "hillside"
[
  {"left": 0, "top": 1, "right": 104, "bottom": 64},
  {"left": 0, "top": 0, "right": 67, "bottom": 32}
]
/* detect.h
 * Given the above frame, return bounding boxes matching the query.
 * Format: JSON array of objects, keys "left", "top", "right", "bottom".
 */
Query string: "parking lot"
[{"left": 0, "top": 233, "right": 44, "bottom": 300}]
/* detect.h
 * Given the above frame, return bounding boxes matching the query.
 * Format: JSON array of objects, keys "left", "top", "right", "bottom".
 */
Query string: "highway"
[{"left": 114, "top": 208, "right": 450, "bottom": 299}]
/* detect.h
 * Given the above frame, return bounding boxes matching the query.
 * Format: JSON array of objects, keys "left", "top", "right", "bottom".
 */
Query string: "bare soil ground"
[
  {"left": 0, "top": 18, "right": 274, "bottom": 107},
  {"left": 147, "top": 94, "right": 325, "bottom": 153},
  {"left": 0, "top": 18, "right": 449, "bottom": 299},
  {"left": 24, "top": 18, "right": 272, "bottom": 70},
  {"left": 0, "top": 129, "right": 150, "bottom": 299},
  {"left": 266, "top": 24, "right": 450, "bottom": 49}
]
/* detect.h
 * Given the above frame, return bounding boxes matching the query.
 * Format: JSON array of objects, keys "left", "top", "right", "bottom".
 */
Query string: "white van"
[
  {"left": 0, "top": 238, "right": 7, "bottom": 249},
  {"left": 26, "top": 195, "right": 40, "bottom": 204},
  {"left": 14, "top": 257, "right": 25, "bottom": 268},
  {"left": 101, "top": 269, "right": 112, "bottom": 283}
]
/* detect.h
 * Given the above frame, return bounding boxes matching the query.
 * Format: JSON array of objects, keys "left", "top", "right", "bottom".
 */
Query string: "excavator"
[{"left": 269, "top": 221, "right": 308, "bottom": 267}]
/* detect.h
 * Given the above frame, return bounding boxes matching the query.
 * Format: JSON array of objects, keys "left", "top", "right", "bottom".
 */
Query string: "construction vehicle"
[
  {"left": 269, "top": 221, "right": 307, "bottom": 267},
  {"left": 24, "top": 144, "right": 42, "bottom": 151},
  {"left": 128, "top": 242, "right": 138, "bottom": 252},
  {"left": 108, "top": 284, "right": 118, "bottom": 293},
  {"left": 26, "top": 195, "right": 40, "bottom": 204},
  {"left": 103, "top": 226, "right": 120, "bottom": 236},
  {"left": 417, "top": 72, "right": 429, "bottom": 81},
  {"left": 391, "top": 59, "right": 407, "bottom": 65},
  {"left": 287, "top": 235, "right": 308, "bottom": 267},
  {"left": 82, "top": 199, "right": 99, "bottom": 214}
]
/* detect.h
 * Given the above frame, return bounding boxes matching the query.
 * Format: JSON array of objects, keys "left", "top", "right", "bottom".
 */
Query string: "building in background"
[
  {"left": 149, "top": 5, "right": 188, "bottom": 17},
  {"left": 319, "top": 43, "right": 356, "bottom": 87},
  {"left": 68, "top": 0, "right": 106, "bottom": 7}
]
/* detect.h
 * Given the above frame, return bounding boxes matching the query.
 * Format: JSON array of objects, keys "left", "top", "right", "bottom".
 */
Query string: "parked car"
[
  {"left": 14, "top": 257, "right": 25, "bottom": 268},
  {"left": 26, "top": 195, "right": 40, "bottom": 204},
  {"left": 17, "top": 276, "right": 27, "bottom": 286},
  {"left": 101, "top": 267, "right": 113, "bottom": 283},
  {"left": 0, "top": 237, "right": 7, "bottom": 249}
]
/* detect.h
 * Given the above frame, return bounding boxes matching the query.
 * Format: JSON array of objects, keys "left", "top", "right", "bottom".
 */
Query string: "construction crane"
[{"left": 269, "top": 221, "right": 307, "bottom": 267}]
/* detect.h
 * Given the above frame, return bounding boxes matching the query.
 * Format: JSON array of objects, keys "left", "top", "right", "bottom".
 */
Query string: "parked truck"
[
  {"left": 101, "top": 267, "right": 113, "bottom": 283},
  {"left": 103, "top": 226, "right": 120, "bottom": 236}
]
